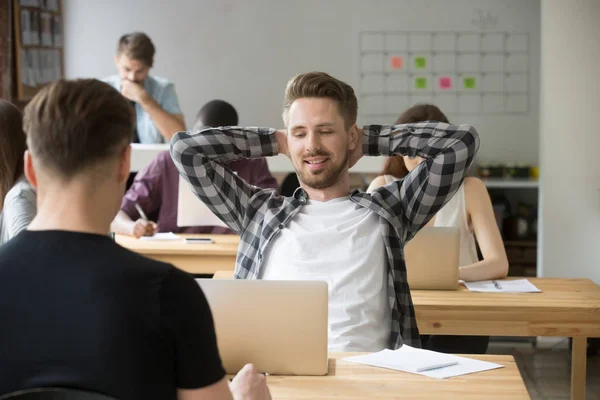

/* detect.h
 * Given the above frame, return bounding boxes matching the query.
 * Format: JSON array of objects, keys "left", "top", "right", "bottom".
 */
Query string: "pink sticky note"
[
  {"left": 439, "top": 76, "right": 452, "bottom": 90},
  {"left": 390, "top": 56, "right": 403, "bottom": 69}
]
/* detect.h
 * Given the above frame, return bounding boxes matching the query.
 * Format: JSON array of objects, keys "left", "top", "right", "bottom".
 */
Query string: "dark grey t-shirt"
[{"left": 0, "top": 230, "right": 225, "bottom": 399}]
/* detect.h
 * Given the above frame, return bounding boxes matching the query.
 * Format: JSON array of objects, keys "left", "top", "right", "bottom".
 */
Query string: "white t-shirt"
[{"left": 260, "top": 196, "right": 390, "bottom": 352}]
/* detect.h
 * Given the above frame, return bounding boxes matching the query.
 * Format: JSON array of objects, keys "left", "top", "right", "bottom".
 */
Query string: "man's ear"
[
  {"left": 114, "top": 55, "right": 120, "bottom": 67},
  {"left": 348, "top": 124, "right": 359, "bottom": 150},
  {"left": 117, "top": 145, "right": 132, "bottom": 185},
  {"left": 24, "top": 150, "right": 38, "bottom": 189}
]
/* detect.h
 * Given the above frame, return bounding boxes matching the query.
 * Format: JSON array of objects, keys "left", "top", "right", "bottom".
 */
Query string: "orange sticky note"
[{"left": 390, "top": 56, "right": 403, "bottom": 69}]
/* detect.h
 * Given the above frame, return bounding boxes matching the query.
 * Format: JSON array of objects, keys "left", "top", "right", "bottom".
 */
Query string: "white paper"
[
  {"left": 139, "top": 232, "right": 180, "bottom": 241},
  {"left": 461, "top": 279, "right": 541, "bottom": 293},
  {"left": 177, "top": 176, "right": 227, "bottom": 228},
  {"left": 343, "top": 345, "right": 504, "bottom": 379}
]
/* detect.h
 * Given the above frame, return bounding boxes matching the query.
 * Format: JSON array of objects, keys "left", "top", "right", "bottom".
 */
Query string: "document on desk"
[
  {"left": 343, "top": 345, "right": 503, "bottom": 379},
  {"left": 139, "top": 232, "right": 180, "bottom": 241},
  {"left": 461, "top": 279, "right": 541, "bottom": 293}
]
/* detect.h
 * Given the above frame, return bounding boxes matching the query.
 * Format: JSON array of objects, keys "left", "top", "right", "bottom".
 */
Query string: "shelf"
[{"left": 482, "top": 178, "right": 539, "bottom": 189}]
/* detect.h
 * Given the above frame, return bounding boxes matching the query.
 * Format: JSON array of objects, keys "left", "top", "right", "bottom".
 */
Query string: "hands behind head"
[
  {"left": 229, "top": 363, "right": 272, "bottom": 400},
  {"left": 131, "top": 219, "right": 157, "bottom": 238}
]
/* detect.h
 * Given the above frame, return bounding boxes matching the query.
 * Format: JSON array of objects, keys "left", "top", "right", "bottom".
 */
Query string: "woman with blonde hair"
[{"left": 0, "top": 100, "right": 36, "bottom": 244}]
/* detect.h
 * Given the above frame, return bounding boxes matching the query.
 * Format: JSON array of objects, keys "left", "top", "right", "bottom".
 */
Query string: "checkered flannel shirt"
[{"left": 170, "top": 122, "right": 480, "bottom": 349}]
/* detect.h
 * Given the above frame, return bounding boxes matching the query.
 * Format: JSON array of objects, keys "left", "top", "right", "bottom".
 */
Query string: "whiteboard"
[{"left": 63, "top": 0, "right": 540, "bottom": 172}]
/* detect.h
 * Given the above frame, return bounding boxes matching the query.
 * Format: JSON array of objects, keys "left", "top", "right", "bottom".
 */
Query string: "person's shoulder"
[
  {"left": 463, "top": 177, "right": 491, "bottom": 211},
  {"left": 147, "top": 75, "right": 173, "bottom": 88},
  {"left": 5, "top": 177, "right": 36, "bottom": 205},
  {"left": 156, "top": 150, "right": 173, "bottom": 163},
  {"left": 0, "top": 230, "right": 27, "bottom": 258},
  {"left": 115, "top": 243, "right": 176, "bottom": 276},
  {"left": 101, "top": 74, "right": 120, "bottom": 88},
  {"left": 366, "top": 175, "right": 388, "bottom": 194},
  {"left": 149, "top": 150, "right": 176, "bottom": 173},
  {"left": 464, "top": 176, "right": 487, "bottom": 194}
]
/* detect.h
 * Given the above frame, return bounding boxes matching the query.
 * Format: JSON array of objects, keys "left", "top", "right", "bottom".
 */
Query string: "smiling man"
[
  {"left": 170, "top": 72, "right": 480, "bottom": 352},
  {"left": 104, "top": 32, "right": 185, "bottom": 143}
]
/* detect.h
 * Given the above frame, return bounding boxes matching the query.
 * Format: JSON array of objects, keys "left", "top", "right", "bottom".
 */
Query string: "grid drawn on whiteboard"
[{"left": 359, "top": 31, "right": 530, "bottom": 118}]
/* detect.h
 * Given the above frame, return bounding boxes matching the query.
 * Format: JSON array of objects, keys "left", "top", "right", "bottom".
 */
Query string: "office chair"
[{"left": 0, "top": 388, "right": 119, "bottom": 400}]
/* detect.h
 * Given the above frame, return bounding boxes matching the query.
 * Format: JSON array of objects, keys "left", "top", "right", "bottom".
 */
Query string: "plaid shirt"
[{"left": 170, "top": 122, "right": 480, "bottom": 349}]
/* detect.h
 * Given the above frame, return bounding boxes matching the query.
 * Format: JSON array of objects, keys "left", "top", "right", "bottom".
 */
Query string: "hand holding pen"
[{"left": 131, "top": 202, "right": 158, "bottom": 238}]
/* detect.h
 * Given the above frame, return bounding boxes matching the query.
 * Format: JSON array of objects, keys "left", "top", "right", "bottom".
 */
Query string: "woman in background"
[
  {"left": 0, "top": 100, "right": 36, "bottom": 245},
  {"left": 367, "top": 104, "right": 509, "bottom": 354}
]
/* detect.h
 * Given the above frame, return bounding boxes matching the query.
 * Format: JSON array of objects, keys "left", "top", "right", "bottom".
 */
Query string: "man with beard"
[
  {"left": 104, "top": 32, "right": 185, "bottom": 143},
  {"left": 170, "top": 72, "right": 480, "bottom": 353}
]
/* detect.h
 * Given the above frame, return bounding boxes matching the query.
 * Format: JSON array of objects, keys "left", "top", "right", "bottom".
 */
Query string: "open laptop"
[
  {"left": 404, "top": 227, "right": 460, "bottom": 290},
  {"left": 196, "top": 279, "right": 329, "bottom": 376},
  {"left": 177, "top": 175, "right": 227, "bottom": 228}
]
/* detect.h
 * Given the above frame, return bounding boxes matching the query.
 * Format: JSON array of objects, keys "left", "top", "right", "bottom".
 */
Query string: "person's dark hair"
[
  {"left": 381, "top": 103, "right": 450, "bottom": 178},
  {"left": 282, "top": 72, "right": 358, "bottom": 130},
  {"left": 193, "top": 100, "right": 239, "bottom": 129},
  {"left": 117, "top": 32, "right": 156, "bottom": 67},
  {"left": 23, "top": 79, "right": 135, "bottom": 179},
  {"left": 0, "top": 100, "right": 26, "bottom": 209}
]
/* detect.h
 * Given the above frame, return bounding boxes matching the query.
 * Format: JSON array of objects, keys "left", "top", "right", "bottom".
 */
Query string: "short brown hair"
[
  {"left": 23, "top": 79, "right": 134, "bottom": 179},
  {"left": 117, "top": 32, "right": 155, "bottom": 67},
  {"left": 283, "top": 72, "right": 358, "bottom": 129},
  {"left": 0, "top": 100, "right": 26, "bottom": 208},
  {"left": 382, "top": 103, "right": 450, "bottom": 178},
  {"left": 395, "top": 103, "right": 449, "bottom": 125}
]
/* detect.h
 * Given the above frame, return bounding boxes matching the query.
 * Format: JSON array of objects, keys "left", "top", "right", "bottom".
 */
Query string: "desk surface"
[
  {"left": 213, "top": 273, "right": 597, "bottom": 399},
  {"left": 412, "top": 277, "right": 600, "bottom": 337},
  {"left": 115, "top": 234, "right": 239, "bottom": 256},
  {"left": 267, "top": 353, "right": 529, "bottom": 399}
]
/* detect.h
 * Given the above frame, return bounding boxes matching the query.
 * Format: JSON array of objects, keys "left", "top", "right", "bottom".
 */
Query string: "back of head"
[
  {"left": 396, "top": 103, "right": 450, "bottom": 124},
  {"left": 0, "top": 100, "right": 26, "bottom": 204},
  {"left": 193, "top": 100, "right": 239, "bottom": 129},
  {"left": 282, "top": 72, "right": 358, "bottom": 130},
  {"left": 382, "top": 104, "right": 450, "bottom": 178},
  {"left": 23, "top": 79, "right": 134, "bottom": 180},
  {"left": 117, "top": 32, "right": 155, "bottom": 67}
]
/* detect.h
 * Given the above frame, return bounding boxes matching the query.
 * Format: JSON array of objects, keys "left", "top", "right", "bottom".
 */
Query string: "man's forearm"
[
  {"left": 140, "top": 96, "right": 185, "bottom": 141},
  {"left": 363, "top": 122, "right": 479, "bottom": 162},
  {"left": 170, "top": 127, "right": 280, "bottom": 167}
]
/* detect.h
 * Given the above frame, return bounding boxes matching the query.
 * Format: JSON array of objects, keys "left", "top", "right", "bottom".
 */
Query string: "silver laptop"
[
  {"left": 177, "top": 176, "right": 227, "bottom": 228},
  {"left": 404, "top": 227, "right": 460, "bottom": 290},
  {"left": 196, "top": 279, "right": 329, "bottom": 376}
]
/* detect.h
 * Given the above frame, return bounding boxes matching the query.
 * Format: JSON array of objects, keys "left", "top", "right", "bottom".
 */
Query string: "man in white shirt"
[{"left": 171, "top": 72, "right": 480, "bottom": 352}]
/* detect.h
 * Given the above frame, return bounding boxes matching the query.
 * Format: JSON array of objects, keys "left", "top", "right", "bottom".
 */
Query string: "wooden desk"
[
  {"left": 213, "top": 273, "right": 600, "bottom": 399},
  {"left": 264, "top": 353, "right": 529, "bottom": 399},
  {"left": 412, "top": 278, "right": 600, "bottom": 400},
  {"left": 116, "top": 234, "right": 239, "bottom": 274}
]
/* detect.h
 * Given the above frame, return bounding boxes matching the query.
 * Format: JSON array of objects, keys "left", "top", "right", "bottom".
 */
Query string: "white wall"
[
  {"left": 62, "top": 0, "right": 540, "bottom": 172},
  {"left": 539, "top": 0, "right": 600, "bottom": 283}
]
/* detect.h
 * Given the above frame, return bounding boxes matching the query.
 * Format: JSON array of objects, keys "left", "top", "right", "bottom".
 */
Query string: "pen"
[
  {"left": 416, "top": 361, "right": 459, "bottom": 372},
  {"left": 135, "top": 202, "right": 149, "bottom": 221},
  {"left": 492, "top": 280, "right": 502, "bottom": 290}
]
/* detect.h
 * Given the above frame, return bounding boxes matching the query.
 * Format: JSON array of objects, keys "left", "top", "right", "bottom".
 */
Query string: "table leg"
[{"left": 571, "top": 336, "right": 587, "bottom": 400}]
